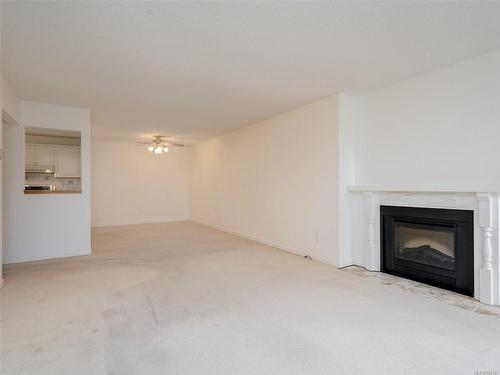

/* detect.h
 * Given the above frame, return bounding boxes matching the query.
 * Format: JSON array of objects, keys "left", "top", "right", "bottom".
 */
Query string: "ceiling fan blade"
[{"left": 137, "top": 137, "right": 184, "bottom": 148}]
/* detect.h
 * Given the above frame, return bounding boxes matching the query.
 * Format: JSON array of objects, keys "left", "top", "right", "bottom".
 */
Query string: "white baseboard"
[
  {"left": 338, "top": 258, "right": 354, "bottom": 268},
  {"left": 3, "top": 248, "right": 92, "bottom": 265},
  {"left": 92, "top": 219, "right": 189, "bottom": 229},
  {"left": 191, "top": 220, "right": 337, "bottom": 267}
]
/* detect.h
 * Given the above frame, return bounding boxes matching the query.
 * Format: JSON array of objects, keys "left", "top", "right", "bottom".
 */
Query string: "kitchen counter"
[{"left": 24, "top": 190, "right": 82, "bottom": 194}]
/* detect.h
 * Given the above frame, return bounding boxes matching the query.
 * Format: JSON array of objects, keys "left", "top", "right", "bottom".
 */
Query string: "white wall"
[
  {"left": 337, "top": 94, "right": 358, "bottom": 266},
  {"left": 190, "top": 95, "right": 339, "bottom": 265},
  {"left": 0, "top": 124, "right": 2, "bottom": 283},
  {"left": 345, "top": 50, "right": 500, "bottom": 188},
  {"left": 3, "top": 100, "right": 91, "bottom": 264},
  {"left": 339, "top": 50, "right": 500, "bottom": 269},
  {"left": 91, "top": 140, "right": 189, "bottom": 227},
  {"left": 2, "top": 77, "right": 20, "bottom": 124},
  {"left": 0, "top": 76, "right": 3, "bottom": 284},
  {"left": 1, "top": 73, "right": 22, "bottom": 281}
]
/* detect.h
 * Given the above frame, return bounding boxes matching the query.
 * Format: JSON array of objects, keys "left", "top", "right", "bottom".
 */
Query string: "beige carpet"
[{"left": 1, "top": 222, "right": 499, "bottom": 375}]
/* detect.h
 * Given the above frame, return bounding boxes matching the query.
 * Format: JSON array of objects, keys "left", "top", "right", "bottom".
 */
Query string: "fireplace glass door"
[
  {"left": 394, "top": 221, "right": 455, "bottom": 271},
  {"left": 381, "top": 205, "right": 473, "bottom": 296}
]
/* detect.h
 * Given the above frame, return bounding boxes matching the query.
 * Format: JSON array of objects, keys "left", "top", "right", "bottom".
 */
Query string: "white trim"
[
  {"left": 91, "top": 218, "right": 190, "bottom": 229},
  {"left": 191, "top": 220, "right": 337, "bottom": 267},
  {"left": 477, "top": 193, "right": 495, "bottom": 304},
  {"left": 3, "top": 249, "right": 91, "bottom": 265},
  {"left": 349, "top": 186, "right": 500, "bottom": 193}
]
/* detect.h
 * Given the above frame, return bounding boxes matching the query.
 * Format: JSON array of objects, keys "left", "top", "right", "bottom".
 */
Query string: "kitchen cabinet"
[
  {"left": 55, "top": 146, "right": 80, "bottom": 178},
  {"left": 25, "top": 143, "right": 80, "bottom": 177},
  {"left": 25, "top": 144, "right": 36, "bottom": 166},
  {"left": 25, "top": 144, "right": 55, "bottom": 167},
  {"left": 36, "top": 145, "right": 55, "bottom": 165}
]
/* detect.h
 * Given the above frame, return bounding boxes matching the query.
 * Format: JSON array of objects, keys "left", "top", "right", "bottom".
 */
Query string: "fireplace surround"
[
  {"left": 381, "top": 205, "right": 474, "bottom": 296},
  {"left": 344, "top": 187, "right": 500, "bottom": 305}
]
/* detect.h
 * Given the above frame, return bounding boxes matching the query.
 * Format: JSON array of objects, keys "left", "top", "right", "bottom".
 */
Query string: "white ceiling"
[{"left": 3, "top": 2, "right": 500, "bottom": 144}]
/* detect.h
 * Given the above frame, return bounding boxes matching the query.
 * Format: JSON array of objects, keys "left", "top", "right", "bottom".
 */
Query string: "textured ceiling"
[{"left": 3, "top": 2, "right": 500, "bottom": 143}]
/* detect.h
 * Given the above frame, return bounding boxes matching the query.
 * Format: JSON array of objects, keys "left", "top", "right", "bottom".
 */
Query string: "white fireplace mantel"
[
  {"left": 348, "top": 185, "right": 500, "bottom": 193},
  {"left": 344, "top": 186, "right": 500, "bottom": 305}
]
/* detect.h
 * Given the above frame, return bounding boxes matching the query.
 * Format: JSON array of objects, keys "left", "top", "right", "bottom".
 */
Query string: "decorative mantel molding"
[
  {"left": 347, "top": 188, "right": 500, "bottom": 305},
  {"left": 387, "top": 193, "right": 458, "bottom": 208},
  {"left": 349, "top": 185, "right": 500, "bottom": 193},
  {"left": 363, "top": 192, "right": 377, "bottom": 271},
  {"left": 477, "top": 193, "right": 494, "bottom": 304}
]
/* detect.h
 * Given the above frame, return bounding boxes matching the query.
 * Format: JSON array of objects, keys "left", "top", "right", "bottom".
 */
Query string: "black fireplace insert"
[{"left": 381, "top": 205, "right": 474, "bottom": 296}]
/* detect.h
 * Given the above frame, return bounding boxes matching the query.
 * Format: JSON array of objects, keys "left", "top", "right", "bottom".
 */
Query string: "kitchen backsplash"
[{"left": 25, "top": 173, "right": 81, "bottom": 191}]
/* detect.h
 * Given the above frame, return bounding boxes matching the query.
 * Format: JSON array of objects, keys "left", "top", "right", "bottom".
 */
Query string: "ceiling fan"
[{"left": 136, "top": 135, "right": 184, "bottom": 154}]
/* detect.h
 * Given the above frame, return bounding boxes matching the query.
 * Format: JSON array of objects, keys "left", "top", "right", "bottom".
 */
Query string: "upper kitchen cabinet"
[
  {"left": 55, "top": 146, "right": 81, "bottom": 178},
  {"left": 25, "top": 144, "right": 36, "bottom": 166},
  {"left": 36, "top": 145, "right": 56, "bottom": 165},
  {"left": 25, "top": 144, "right": 55, "bottom": 170},
  {"left": 24, "top": 128, "right": 82, "bottom": 194}
]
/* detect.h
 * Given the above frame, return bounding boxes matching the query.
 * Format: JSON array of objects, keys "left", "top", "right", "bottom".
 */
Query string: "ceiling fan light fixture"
[{"left": 137, "top": 136, "right": 183, "bottom": 155}]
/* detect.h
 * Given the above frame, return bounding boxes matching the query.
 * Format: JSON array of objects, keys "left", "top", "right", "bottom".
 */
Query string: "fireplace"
[{"left": 381, "top": 205, "right": 474, "bottom": 296}]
